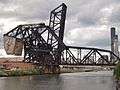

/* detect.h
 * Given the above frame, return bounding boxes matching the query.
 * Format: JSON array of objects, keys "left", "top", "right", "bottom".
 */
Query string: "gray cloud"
[
  {"left": 78, "top": 16, "right": 98, "bottom": 27},
  {"left": 0, "top": 0, "right": 11, "bottom": 4},
  {"left": 0, "top": 0, "right": 120, "bottom": 51},
  {"left": 110, "top": 5, "right": 120, "bottom": 24},
  {"left": 0, "top": 0, "right": 59, "bottom": 21},
  {"left": 86, "top": 37, "right": 110, "bottom": 48},
  {"left": 0, "top": 24, "right": 4, "bottom": 49}
]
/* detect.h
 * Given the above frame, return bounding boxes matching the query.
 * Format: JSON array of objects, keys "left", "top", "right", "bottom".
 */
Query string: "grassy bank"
[
  {"left": 114, "top": 62, "right": 120, "bottom": 80},
  {"left": 0, "top": 68, "right": 42, "bottom": 77}
]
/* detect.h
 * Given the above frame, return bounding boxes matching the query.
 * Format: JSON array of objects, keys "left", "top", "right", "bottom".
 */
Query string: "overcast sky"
[{"left": 0, "top": 0, "right": 120, "bottom": 53}]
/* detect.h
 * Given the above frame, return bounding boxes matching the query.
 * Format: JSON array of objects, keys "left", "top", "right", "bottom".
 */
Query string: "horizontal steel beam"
[{"left": 67, "top": 46, "right": 111, "bottom": 52}]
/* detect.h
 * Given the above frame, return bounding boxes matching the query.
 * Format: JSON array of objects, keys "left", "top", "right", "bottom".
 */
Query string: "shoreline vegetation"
[
  {"left": 114, "top": 62, "right": 120, "bottom": 80},
  {"left": 0, "top": 58, "right": 42, "bottom": 77},
  {"left": 0, "top": 68, "right": 95, "bottom": 77},
  {"left": 114, "top": 62, "right": 120, "bottom": 89},
  {"left": 0, "top": 68, "right": 42, "bottom": 77}
]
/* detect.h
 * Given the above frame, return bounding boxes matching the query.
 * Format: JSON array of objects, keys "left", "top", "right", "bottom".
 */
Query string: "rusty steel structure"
[{"left": 4, "top": 3, "right": 120, "bottom": 73}]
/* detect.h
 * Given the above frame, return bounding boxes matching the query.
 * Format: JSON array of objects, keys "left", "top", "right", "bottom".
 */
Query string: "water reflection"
[{"left": 0, "top": 71, "right": 119, "bottom": 90}]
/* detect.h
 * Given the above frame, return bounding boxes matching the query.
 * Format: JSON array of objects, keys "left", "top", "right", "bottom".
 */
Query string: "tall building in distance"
[{"left": 111, "top": 27, "right": 119, "bottom": 61}]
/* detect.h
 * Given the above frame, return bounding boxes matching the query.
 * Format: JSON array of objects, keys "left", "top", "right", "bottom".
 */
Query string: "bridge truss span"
[{"left": 61, "top": 46, "right": 120, "bottom": 66}]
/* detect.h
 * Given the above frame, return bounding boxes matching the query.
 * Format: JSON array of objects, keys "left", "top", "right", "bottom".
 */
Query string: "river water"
[{"left": 0, "top": 71, "right": 118, "bottom": 90}]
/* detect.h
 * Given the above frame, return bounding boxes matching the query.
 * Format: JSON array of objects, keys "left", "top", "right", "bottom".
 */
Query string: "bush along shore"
[
  {"left": 0, "top": 68, "right": 42, "bottom": 77},
  {"left": 114, "top": 62, "right": 120, "bottom": 89},
  {"left": 114, "top": 62, "right": 120, "bottom": 80}
]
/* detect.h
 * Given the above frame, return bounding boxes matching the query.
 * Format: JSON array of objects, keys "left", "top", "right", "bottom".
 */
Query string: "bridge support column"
[{"left": 42, "top": 65, "right": 60, "bottom": 74}]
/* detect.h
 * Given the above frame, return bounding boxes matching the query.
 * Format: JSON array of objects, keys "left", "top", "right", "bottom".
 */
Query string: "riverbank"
[
  {"left": 60, "top": 68, "right": 94, "bottom": 73},
  {"left": 0, "top": 68, "right": 42, "bottom": 77},
  {"left": 0, "top": 58, "right": 113, "bottom": 77},
  {"left": 0, "top": 58, "right": 42, "bottom": 77},
  {"left": 0, "top": 68, "right": 94, "bottom": 77},
  {"left": 0, "top": 58, "right": 96, "bottom": 77}
]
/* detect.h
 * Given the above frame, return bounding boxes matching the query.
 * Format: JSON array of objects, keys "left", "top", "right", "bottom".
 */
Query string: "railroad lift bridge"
[{"left": 3, "top": 3, "right": 120, "bottom": 73}]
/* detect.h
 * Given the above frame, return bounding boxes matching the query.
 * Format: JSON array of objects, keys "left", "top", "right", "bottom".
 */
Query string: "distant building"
[{"left": 111, "top": 27, "right": 119, "bottom": 61}]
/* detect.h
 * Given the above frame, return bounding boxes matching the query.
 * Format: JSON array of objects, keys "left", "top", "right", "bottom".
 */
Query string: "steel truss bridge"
[{"left": 4, "top": 3, "right": 120, "bottom": 73}]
